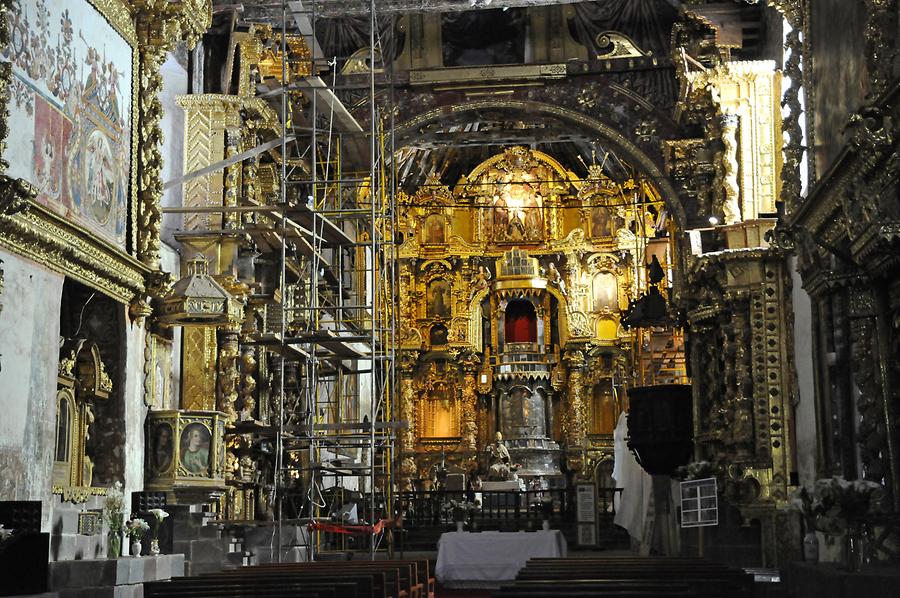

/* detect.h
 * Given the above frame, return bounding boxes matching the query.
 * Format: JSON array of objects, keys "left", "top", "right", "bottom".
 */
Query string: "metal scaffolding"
[{"left": 261, "top": 0, "right": 397, "bottom": 560}]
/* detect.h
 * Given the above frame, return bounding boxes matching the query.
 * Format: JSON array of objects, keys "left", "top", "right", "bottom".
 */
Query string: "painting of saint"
[
  {"left": 427, "top": 280, "right": 452, "bottom": 318},
  {"left": 591, "top": 206, "right": 613, "bottom": 238},
  {"left": 180, "top": 423, "right": 211, "bottom": 475},
  {"left": 524, "top": 191, "right": 543, "bottom": 239},
  {"left": 424, "top": 214, "right": 446, "bottom": 244},
  {"left": 153, "top": 423, "right": 174, "bottom": 474},
  {"left": 592, "top": 272, "right": 619, "bottom": 312}
]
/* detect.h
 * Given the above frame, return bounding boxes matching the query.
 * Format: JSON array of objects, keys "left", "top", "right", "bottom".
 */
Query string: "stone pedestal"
[
  {"left": 241, "top": 523, "right": 309, "bottom": 564},
  {"left": 48, "top": 554, "right": 184, "bottom": 598}
]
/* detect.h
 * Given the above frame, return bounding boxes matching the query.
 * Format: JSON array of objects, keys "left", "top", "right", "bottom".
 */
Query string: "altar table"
[{"left": 435, "top": 530, "right": 567, "bottom": 586}]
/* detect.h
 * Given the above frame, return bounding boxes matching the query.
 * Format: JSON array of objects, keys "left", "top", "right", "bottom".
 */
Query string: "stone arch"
[{"left": 391, "top": 98, "right": 686, "bottom": 229}]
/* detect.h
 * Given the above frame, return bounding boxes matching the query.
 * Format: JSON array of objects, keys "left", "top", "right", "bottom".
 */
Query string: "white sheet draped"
[
  {"left": 612, "top": 411, "right": 653, "bottom": 544},
  {"left": 435, "top": 530, "right": 567, "bottom": 584}
]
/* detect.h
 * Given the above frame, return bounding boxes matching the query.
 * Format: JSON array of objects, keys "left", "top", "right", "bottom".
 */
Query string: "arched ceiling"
[{"left": 386, "top": 98, "right": 686, "bottom": 228}]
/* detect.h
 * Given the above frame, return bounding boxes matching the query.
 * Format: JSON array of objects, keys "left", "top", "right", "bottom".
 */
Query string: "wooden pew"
[
  {"left": 502, "top": 556, "right": 752, "bottom": 598},
  {"left": 241, "top": 561, "right": 415, "bottom": 598},
  {"left": 145, "top": 577, "right": 359, "bottom": 598},
  {"left": 247, "top": 559, "right": 431, "bottom": 598},
  {"left": 146, "top": 571, "right": 378, "bottom": 598}
]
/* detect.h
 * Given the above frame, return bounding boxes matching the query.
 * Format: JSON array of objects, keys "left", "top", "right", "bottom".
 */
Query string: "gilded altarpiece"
[{"left": 398, "top": 147, "right": 684, "bottom": 487}]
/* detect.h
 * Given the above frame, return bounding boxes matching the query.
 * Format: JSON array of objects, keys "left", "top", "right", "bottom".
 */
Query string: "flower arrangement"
[
  {"left": 441, "top": 499, "right": 480, "bottom": 522},
  {"left": 0, "top": 524, "right": 13, "bottom": 543},
  {"left": 104, "top": 481, "right": 125, "bottom": 558},
  {"left": 103, "top": 481, "right": 124, "bottom": 533},
  {"left": 790, "top": 477, "right": 883, "bottom": 533},
  {"left": 125, "top": 518, "right": 149, "bottom": 541},
  {"left": 530, "top": 496, "right": 554, "bottom": 520},
  {"left": 674, "top": 461, "right": 718, "bottom": 481},
  {"left": 147, "top": 509, "right": 169, "bottom": 541}
]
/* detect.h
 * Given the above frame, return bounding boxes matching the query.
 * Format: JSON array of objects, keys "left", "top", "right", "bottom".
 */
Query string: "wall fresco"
[{"left": 2, "top": 0, "right": 132, "bottom": 250}]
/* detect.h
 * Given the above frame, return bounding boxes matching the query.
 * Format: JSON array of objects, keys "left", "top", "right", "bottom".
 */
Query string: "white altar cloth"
[{"left": 435, "top": 530, "right": 567, "bottom": 585}]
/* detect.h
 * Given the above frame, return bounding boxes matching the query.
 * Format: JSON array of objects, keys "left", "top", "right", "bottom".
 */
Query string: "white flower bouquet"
[{"left": 147, "top": 508, "right": 169, "bottom": 540}]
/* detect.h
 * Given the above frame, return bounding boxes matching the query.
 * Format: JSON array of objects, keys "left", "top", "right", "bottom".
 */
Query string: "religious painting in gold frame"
[
  {"left": 417, "top": 380, "right": 460, "bottom": 439},
  {"left": 591, "top": 272, "right": 619, "bottom": 312},
  {"left": 427, "top": 279, "right": 452, "bottom": 319},
  {"left": 422, "top": 212, "right": 447, "bottom": 245},
  {"left": 1, "top": 0, "right": 139, "bottom": 254}
]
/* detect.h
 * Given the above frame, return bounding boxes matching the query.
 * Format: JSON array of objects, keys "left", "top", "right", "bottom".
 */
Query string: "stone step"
[
  {"left": 251, "top": 545, "right": 308, "bottom": 564},
  {"left": 242, "top": 524, "right": 309, "bottom": 548},
  {"left": 184, "top": 560, "right": 234, "bottom": 577},
  {"left": 56, "top": 584, "right": 142, "bottom": 598},
  {"left": 49, "top": 533, "right": 105, "bottom": 562},
  {"left": 171, "top": 538, "right": 229, "bottom": 564},
  {"left": 197, "top": 523, "right": 223, "bottom": 540},
  {"left": 48, "top": 554, "right": 184, "bottom": 591},
  {"left": 224, "top": 550, "right": 252, "bottom": 567}
]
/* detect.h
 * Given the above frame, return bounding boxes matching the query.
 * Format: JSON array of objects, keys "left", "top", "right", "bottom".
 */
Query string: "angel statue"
[
  {"left": 471, "top": 265, "right": 491, "bottom": 294},
  {"left": 545, "top": 262, "right": 567, "bottom": 296}
]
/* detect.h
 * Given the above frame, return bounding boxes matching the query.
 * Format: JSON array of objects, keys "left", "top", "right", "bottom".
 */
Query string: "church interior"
[{"left": 0, "top": 0, "right": 898, "bottom": 596}]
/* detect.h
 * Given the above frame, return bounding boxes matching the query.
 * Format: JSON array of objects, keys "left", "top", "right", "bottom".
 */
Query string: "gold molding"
[
  {"left": 409, "top": 63, "right": 568, "bottom": 86},
  {"left": 91, "top": 0, "right": 138, "bottom": 45},
  {"left": 0, "top": 203, "right": 147, "bottom": 303}
]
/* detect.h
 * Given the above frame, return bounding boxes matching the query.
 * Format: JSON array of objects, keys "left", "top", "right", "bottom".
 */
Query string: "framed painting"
[
  {"left": 180, "top": 422, "right": 211, "bottom": 476},
  {"left": 2, "top": 0, "right": 138, "bottom": 254}
]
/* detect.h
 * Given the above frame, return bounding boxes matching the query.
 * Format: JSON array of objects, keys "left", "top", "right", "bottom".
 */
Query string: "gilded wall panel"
[{"left": 181, "top": 326, "right": 217, "bottom": 411}]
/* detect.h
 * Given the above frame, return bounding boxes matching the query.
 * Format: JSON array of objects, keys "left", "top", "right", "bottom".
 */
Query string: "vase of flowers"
[
  {"left": 125, "top": 518, "right": 149, "bottom": 557},
  {"left": 103, "top": 482, "right": 124, "bottom": 559},
  {"left": 791, "top": 477, "right": 882, "bottom": 569},
  {"left": 0, "top": 524, "right": 13, "bottom": 544},
  {"left": 789, "top": 485, "right": 827, "bottom": 563},
  {"left": 147, "top": 509, "right": 169, "bottom": 556},
  {"left": 442, "top": 499, "right": 480, "bottom": 532}
]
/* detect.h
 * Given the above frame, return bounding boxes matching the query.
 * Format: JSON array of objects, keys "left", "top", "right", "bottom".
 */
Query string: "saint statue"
[{"left": 487, "top": 432, "right": 513, "bottom": 480}]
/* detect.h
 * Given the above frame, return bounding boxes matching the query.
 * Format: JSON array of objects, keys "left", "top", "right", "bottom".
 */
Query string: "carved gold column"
[
  {"left": 239, "top": 305, "right": 259, "bottom": 420},
  {"left": 720, "top": 114, "right": 741, "bottom": 224},
  {"left": 223, "top": 130, "right": 241, "bottom": 230},
  {"left": 399, "top": 352, "right": 418, "bottom": 489},
  {"left": 241, "top": 123, "right": 260, "bottom": 226},
  {"left": 458, "top": 354, "right": 479, "bottom": 452},
  {"left": 217, "top": 326, "right": 240, "bottom": 423},
  {"left": 563, "top": 348, "right": 587, "bottom": 449},
  {"left": 132, "top": 2, "right": 210, "bottom": 268},
  {"left": 136, "top": 39, "right": 166, "bottom": 267}
]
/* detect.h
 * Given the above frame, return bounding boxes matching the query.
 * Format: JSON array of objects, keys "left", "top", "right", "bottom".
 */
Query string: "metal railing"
[{"left": 396, "top": 488, "right": 622, "bottom": 530}]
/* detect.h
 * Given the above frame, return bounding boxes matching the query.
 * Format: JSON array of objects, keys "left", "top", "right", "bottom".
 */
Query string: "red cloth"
[
  {"left": 505, "top": 312, "right": 536, "bottom": 343},
  {"left": 307, "top": 519, "right": 392, "bottom": 535}
]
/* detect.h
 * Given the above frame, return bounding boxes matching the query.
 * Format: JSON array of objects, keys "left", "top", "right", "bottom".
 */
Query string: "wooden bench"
[
  {"left": 145, "top": 572, "right": 377, "bottom": 598},
  {"left": 244, "top": 561, "right": 418, "bottom": 598},
  {"left": 145, "top": 577, "right": 362, "bottom": 598},
  {"left": 144, "top": 558, "right": 434, "bottom": 598},
  {"left": 500, "top": 556, "right": 753, "bottom": 598},
  {"left": 248, "top": 558, "right": 433, "bottom": 598}
]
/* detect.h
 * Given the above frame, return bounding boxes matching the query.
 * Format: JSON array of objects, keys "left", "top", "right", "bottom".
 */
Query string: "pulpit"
[
  {"left": 145, "top": 410, "right": 227, "bottom": 503},
  {"left": 626, "top": 384, "right": 693, "bottom": 475}
]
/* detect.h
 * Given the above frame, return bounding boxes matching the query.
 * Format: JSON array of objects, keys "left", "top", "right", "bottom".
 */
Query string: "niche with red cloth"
[{"left": 504, "top": 300, "right": 537, "bottom": 343}]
